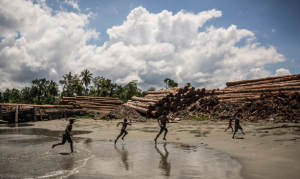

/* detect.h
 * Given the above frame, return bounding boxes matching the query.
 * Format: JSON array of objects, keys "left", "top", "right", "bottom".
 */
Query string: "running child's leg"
[
  {"left": 121, "top": 131, "right": 128, "bottom": 140},
  {"left": 230, "top": 126, "right": 234, "bottom": 132},
  {"left": 163, "top": 128, "right": 168, "bottom": 140},
  {"left": 154, "top": 132, "right": 162, "bottom": 143},
  {"left": 241, "top": 128, "right": 245, "bottom": 135},
  {"left": 52, "top": 138, "right": 66, "bottom": 149},
  {"left": 115, "top": 130, "right": 124, "bottom": 144}
]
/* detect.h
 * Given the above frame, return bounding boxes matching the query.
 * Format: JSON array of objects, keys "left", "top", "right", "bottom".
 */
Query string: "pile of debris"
[
  {"left": 100, "top": 105, "right": 146, "bottom": 121},
  {"left": 61, "top": 96, "right": 123, "bottom": 112}
]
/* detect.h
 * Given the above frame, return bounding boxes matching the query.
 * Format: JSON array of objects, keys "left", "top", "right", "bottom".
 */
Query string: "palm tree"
[
  {"left": 32, "top": 78, "right": 48, "bottom": 104},
  {"left": 59, "top": 72, "right": 74, "bottom": 97},
  {"left": 21, "top": 87, "right": 33, "bottom": 104},
  {"left": 72, "top": 78, "right": 85, "bottom": 96},
  {"left": 80, "top": 69, "right": 93, "bottom": 96},
  {"left": 47, "top": 80, "right": 59, "bottom": 104}
]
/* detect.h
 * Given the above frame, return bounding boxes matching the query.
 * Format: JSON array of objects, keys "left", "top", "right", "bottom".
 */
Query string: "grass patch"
[
  {"left": 194, "top": 116, "right": 210, "bottom": 121},
  {"left": 69, "top": 114, "right": 94, "bottom": 119}
]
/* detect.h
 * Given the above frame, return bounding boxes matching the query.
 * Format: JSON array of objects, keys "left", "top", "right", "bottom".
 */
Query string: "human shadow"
[
  {"left": 59, "top": 152, "right": 70, "bottom": 155},
  {"left": 155, "top": 143, "right": 171, "bottom": 177},
  {"left": 115, "top": 145, "right": 130, "bottom": 171}
]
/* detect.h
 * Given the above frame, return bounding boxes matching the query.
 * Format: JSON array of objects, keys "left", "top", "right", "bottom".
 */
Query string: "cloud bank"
[{"left": 0, "top": 0, "right": 287, "bottom": 91}]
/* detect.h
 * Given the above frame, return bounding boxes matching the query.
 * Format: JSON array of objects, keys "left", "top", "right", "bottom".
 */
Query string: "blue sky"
[
  {"left": 62, "top": 0, "right": 300, "bottom": 73},
  {"left": 0, "top": 0, "right": 299, "bottom": 91}
]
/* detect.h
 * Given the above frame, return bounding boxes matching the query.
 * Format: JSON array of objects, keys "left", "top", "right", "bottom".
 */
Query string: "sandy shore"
[{"left": 29, "top": 118, "right": 300, "bottom": 179}]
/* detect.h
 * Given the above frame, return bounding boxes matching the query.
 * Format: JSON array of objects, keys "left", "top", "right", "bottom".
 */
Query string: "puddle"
[
  {"left": 0, "top": 123, "right": 34, "bottom": 127},
  {"left": 0, "top": 128, "right": 243, "bottom": 179}
]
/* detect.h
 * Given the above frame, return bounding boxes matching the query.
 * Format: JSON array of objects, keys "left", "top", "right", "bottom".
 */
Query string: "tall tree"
[
  {"left": 46, "top": 80, "right": 59, "bottom": 104},
  {"left": 186, "top": 83, "right": 192, "bottom": 87},
  {"left": 10, "top": 88, "right": 21, "bottom": 103},
  {"left": 124, "top": 80, "right": 143, "bottom": 100},
  {"left": 21, "top": 87, "right": 34, "bottom": 104},
  {"left": 0, "top": 92, "right": 3, "bottom": 103},
  {"left": 71, "top": 75, "right": 85, "bottom": 96},
  {"left": 3, "top": 89, "right": 11, "bottom": 102},
  {"left": 163, "top": 78, "right": 178, "bottom": 89},
  {"left": 32, "top": 78, "right": 48, "bottom": 104},
  {"left": 147, "top": 87, "right": 156, "bottom": 91},
  {"left": 92, "top": 76, "right": 105, "bottom": 96},
  {"left": 59, "top": 72, "right": 74, "bottom": 97},
  {"left": 80, "top": 69, "right": 93, "bottom": 96}
]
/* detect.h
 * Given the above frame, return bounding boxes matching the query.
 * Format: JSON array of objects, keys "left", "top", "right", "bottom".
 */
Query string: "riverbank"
[{"left": 22, "top": 119, "right": 300, "bottom": 178}]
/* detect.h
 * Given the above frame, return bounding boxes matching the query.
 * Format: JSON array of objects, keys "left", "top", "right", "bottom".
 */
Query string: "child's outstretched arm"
[{"left": 117, "top": 122, "right": 122, "bottom": 127}]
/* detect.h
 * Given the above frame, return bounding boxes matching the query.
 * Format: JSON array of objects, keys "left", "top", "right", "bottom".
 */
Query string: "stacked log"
[
  {"left": 185, "top": 73, "right": 300, "bottom": 121},
  {"left": 60, "top": 96, "right": 123, "bottom": 112},
  {"left": 125, "top": 86, "right": 202, "bottom": 117}
]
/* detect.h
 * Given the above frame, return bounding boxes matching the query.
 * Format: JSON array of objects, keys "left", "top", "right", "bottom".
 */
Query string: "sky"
[{"left": 0, "top": 0, "right": 299, "bottom": 91}]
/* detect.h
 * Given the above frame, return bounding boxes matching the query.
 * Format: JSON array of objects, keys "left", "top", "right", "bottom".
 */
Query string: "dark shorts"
[
  {"left": 120, "top": 129, "right": 128, "bottom": 136},
  {"left": 235, "top": 125, "right": 243, "bottom": 132},
  {"left": 62, "top": 136, "right": 73, "bottom": 144},
  {"left": 159, "top": 125, "right": 167, "bottom": 133}
]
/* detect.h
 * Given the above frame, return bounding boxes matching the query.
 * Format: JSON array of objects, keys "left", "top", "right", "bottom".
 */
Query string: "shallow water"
[{"left": 0, "top": 125, "right": 243, "bottom": 179}]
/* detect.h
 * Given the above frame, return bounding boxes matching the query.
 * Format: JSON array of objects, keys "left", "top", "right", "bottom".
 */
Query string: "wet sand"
[{"left": 1, "top": 119, "right": 300, "bottom": 178}]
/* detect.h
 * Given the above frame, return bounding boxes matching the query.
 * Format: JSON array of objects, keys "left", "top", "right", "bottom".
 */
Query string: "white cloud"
[
  {"left": 292, "top": 59, "right": 295, "bottom": 63},
  {"left": 272, "top": 29, "right": 276, "bottom": 33},
  {"left": 115, "top": 72, "right": 144, "bottom": 84},
  {"left": 274, "top": 68, "right": 291, "bottom": 76},
  {"left": 0, "top": 1, "right": 287, "bottom": 91},
  {"left": 64, "top": 0, "right": 80, "bottom": 11},
  {"left": 84, "top": 7, "right": 90, "bottom": 11}
]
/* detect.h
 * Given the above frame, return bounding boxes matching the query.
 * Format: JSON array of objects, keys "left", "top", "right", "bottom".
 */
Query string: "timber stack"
[
  {"left": 124, "top": 86, "right": 205, "bottom": 117},
  {"left": 187, "top": 73, "right": 300, "bottom": 121},
  {"left": 60, "top": 96, "right": 123, "bottom": 112}
]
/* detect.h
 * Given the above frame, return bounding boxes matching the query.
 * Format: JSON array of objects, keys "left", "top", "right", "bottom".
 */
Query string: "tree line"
[{"left": 0, "top": 69, "right": 188, "bottom": 104}]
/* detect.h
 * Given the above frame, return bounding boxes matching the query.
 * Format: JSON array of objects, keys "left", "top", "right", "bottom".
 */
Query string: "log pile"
[
  {"left": 124, "top": 86, "right": 204, "bottom": 117},
  {"left": 186, "top": 73, "right": 300, "bottom": 121},
  {"left": 60, "top": 96, "right": 123, "bottom": 112}
]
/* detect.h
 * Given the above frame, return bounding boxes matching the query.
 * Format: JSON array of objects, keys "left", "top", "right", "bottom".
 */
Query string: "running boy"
[
  {"left": 52, "top": 119, "right": 75, "bottom": 153},
  {"left": 115, "top": 118, "right": 131, "bottom": 144},
  {"left": 225, "top": 119, "right": 234, "bottom": 132},
  {"left": 154, "top": 111, "right": 169, "bottom": 144},
  {"left": 232, "top": 114, "right": 245, "bottom": 139}
]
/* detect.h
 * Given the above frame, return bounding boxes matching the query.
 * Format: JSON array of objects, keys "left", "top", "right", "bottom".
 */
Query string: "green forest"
[{"left": 0, "top": 69, "right": 182, "bottom": 104}]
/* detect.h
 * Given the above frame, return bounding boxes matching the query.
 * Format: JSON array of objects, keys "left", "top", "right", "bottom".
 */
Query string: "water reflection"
[
  {"left": 0, "top": 128, "right": 91, "bottom": 137},
  {"left": 155, "top": 143, "right": 171, "bottom": 177},
  {"left": 115, "top": 145, "right": 130, "bottom": 171}
]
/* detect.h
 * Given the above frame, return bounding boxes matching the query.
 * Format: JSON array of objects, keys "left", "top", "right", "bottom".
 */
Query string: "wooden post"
[
  {"left": 49, "top": 112, "right": 52, "bottom": 120},
  {"left": 64, "top": 109, "right": 67, "bottom": 118},
  {"left": 0, "top": 105, "right": 2, "bottom": 121},
  {"left": 60, "top": 109, "right": 64, "bottom": 119},
  {"left": 38, "top": 107, "right": 43, "bottom": 121},
  {"left": 33, "top": 107, "right": 36, "bottom": 122},
  {"left": 15, "top": 105, "right": 18, "bottom": 123}
]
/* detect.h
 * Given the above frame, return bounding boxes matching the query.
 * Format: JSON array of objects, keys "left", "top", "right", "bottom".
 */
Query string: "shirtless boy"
[
  {"left": 52, "top": 119, "right": 75, "bottom": 153},
  {"left": 225, "top": 119, "right": 234, "bottom": 132},
  {"left": 154, "top": 111, "right": 169, "bottom": 144},
  {"left": 232, "top": 114, "right": 245, "bottom": 139},
  {"left": 115, "top": 118, "right": 131, "bottom": 144}
]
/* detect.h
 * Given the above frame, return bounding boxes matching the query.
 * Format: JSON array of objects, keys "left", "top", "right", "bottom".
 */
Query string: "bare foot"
[
  {"left": 243, "top": 133, "right": 245, "bottom": 135},
  {"left": 114, "top": 140, "right": 117, "bottom": 145},
  {"left": 52, "top": 144, "right": 55, "bottom": 149},
  {"left": 232, "top": 136, "right": 234, "bottom": 139},
  {"left": 163, "top": 138, "right": 166, "bottom": 140},
  {"left": 154, "top": 139, "right": 157, "bottom": 144},
  {"left": 122, "top": 138, "right": 124, "bottom": 141}
]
